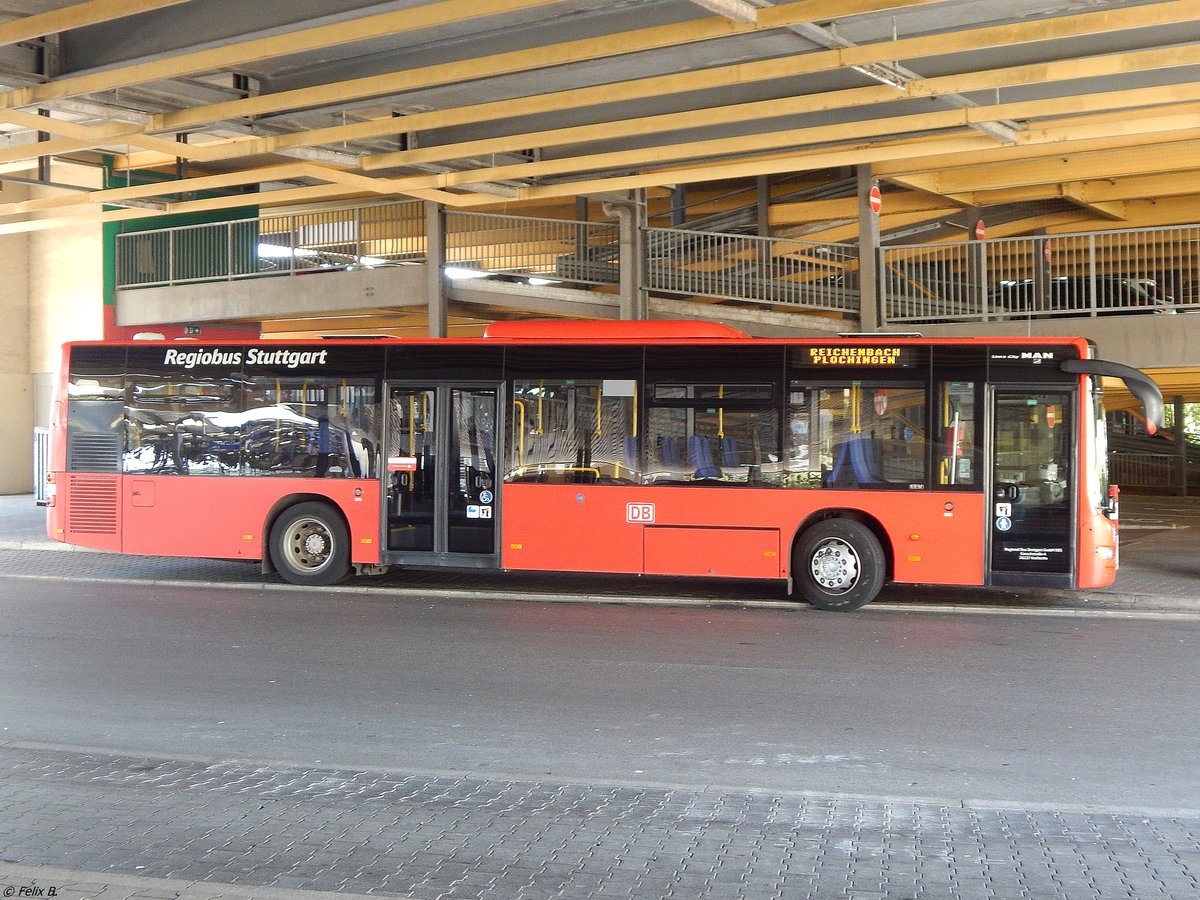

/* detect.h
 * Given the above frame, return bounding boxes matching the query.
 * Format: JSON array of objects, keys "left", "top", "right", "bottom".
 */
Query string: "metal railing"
[
  {"left": 444, "top": 211, "right": 620, "bottom": 286},
  {"left": 115, "top": 201, "right": 426, "bottom": 288},
  {"left": 116, "top": 198, "right": 1200, "bottom": 327},
  {"left": 882, "top": 224, "right": 1200, "bottom": 324},
  {"left": 644, "top": 227, "right": 859, "bottom": 311},
  {"left": 115, "top": 201, "right": 861, "bottom": 316},
  {"left": 1110, "top": 452, "right": 1177, "bottom": 490}
]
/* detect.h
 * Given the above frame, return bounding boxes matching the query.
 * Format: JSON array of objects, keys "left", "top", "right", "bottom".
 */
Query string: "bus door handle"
[{"left": 994, "top": 482, "right": 1020, "bottom": 502}]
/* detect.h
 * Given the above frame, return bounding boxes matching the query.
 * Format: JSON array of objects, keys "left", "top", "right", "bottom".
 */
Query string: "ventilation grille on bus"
[
  {"left": 67, "top": 475, "right": 119, "bottom": 535},
  {"left": 67, "top": 432, "right": 121, "bottom": 472}
]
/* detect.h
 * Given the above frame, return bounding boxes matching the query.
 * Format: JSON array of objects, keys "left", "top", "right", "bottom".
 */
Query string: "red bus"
[{"left": 45, "top": 322, "right": 1163, "bottom": 610}]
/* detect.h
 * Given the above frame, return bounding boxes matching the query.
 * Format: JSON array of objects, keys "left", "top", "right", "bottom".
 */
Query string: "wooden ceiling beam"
[
  {"left": 0, "top": 0, "right": 570, "bottom": 111},
  {"left": 1060, "top": 187, "right": 1128, "bottom": 221},
  {"left": 0, "top": 108, "right": 215, "bottom": 164},
  {"left": 363, "top": 44, "right": 1200, "bottom": 171},
  {"left": 10, "top": 1, "right": 958, "bottom": 167},
  {"left": 769, "top": 191, "right": 963, "bottom": 226},
  {"left": 1044, "top": 196, "right": 1200, "bottom": 233},
  {"left": 27, "top": 1, "right": 1200, "bottom": 185},
  {"left": 0, "top": 0, "right": 194, "bottom": 47},
  {"left": 918, "top": 140, "right": 1200, "bottom": 194},
  {"left": 1062, "top": 172, "right": 1200, "bottom": 205},
  {"left": 112, "top": 0, "right": 945, "bottom": 133},
  {"left": 515, "top": 134, "right": 1002, "bottom": 202},
  {"left": 219, "top": 39, "right": 1200, "bottom": 172},
  {"left": 370, "top": 83, "right": 1200, "bottom": 198},
  {"left": 149, "top": 0, "right": 1200, "bottom": 140}
]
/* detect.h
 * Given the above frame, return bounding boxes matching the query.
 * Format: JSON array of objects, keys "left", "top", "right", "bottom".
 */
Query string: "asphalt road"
[{"left": 3, "top": 576, "right": 1198, "bottom": 810}]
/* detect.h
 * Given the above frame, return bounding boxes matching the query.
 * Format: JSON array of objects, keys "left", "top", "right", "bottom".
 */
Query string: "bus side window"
[
  {"left": 786, "top": 384, "right": 928, "bottom": 489},
  {"left": 936, "top": 381, "right": 976, "bottom": 486},
  {"left": 506, "top": 380, "right": 638, "bottom": 485},
  {"left": 644, "top": 383, "right": 779, "bottom": 486}
]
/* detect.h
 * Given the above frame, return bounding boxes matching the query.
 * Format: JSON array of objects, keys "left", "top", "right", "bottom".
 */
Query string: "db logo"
[{"left": 626, "top": 502, "right": 655, "bottom": 524}]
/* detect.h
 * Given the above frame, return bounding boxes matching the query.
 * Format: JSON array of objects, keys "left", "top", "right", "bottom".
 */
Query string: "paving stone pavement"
[{"left": 1, "top": 744, "right": 1199, "bottom": 899}]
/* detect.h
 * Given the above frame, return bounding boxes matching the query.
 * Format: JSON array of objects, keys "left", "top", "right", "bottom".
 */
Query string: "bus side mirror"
[{"left": 1104, "top": 484, "right": 1120, "bottom": 519}]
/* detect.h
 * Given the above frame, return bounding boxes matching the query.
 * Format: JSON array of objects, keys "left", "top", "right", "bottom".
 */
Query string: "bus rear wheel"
[
  {"left": 794, "top": 519, "right": 884, "bottom": 611},
  {"left": 269, "top": 502, "right": 350, "bottom": 586}
]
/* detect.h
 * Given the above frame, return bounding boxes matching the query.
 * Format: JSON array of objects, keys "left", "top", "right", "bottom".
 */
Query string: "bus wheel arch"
[
  {"left": 790, "top": 512, "right": 891, "bottom": 612},
  {"left": 265, "top": 496, "right": 351, "bottom": 586}
]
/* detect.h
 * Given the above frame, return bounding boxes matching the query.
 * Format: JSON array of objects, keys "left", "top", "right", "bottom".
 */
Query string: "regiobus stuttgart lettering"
[{"left": 162, "top": 348, "right": 330, "bottom": 369}]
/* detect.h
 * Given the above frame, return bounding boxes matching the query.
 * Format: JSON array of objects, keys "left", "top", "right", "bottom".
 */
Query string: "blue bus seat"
[{"left": 689, "top": 435, "right": 721, "bottom": 479}]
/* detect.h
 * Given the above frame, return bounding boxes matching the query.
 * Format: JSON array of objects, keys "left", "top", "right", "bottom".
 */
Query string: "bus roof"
[{"left": 481, "top": 320, "right": 749, "bottom": 341}]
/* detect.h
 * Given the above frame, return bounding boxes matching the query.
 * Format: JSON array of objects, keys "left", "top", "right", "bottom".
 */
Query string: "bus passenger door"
[
  {"left": 447, "top": 387, "right": 498, "bottom": 554},
  {"left": 385, "top": 385, "right": 499, "bottom": 562},
  {"left": 988, "top": 388, "right": 1074, "bottom": 587},
  {"left": 387, "top": 388, "right": 437, "bottom": 552}
]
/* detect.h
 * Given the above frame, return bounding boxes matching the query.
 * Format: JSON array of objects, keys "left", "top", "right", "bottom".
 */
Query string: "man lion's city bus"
[{"left": 45, "top": 321, "right": 1163, "bottom": 611}]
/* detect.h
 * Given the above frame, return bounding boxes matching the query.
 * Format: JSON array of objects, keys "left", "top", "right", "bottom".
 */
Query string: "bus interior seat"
[
  {"left": 659, "top": 436, "right": 683, "bottom": 467},
  {"left": 623, "top": 435, "right": 639, "bottom": 468},
  {"left": 828, "top": 436, "right": 886, "bottom": 486},
  {"left": 720, "top": 436, "right": 740, "bottom": 468},
  {"left": 689, "top": 435, "right": 721, "bottom": 479}
]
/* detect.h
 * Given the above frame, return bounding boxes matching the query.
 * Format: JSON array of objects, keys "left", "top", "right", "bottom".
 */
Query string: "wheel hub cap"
[
  {"left": 303, "top": 532, "right": 328, "bottom": 557},
  {"left": 811, "top": 539, "right": 860, "bottom": 592}
]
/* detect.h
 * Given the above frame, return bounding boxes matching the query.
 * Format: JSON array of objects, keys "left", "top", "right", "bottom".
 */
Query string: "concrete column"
[
  {"left": 425, "top": 201, "right": 447, "bottom": 338},
  {"left": 856, "top": 166, "right": 880, "bottom": 330}
]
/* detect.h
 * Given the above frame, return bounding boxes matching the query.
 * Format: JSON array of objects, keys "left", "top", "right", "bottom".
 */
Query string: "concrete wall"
[
  {"left": 6, "top": 163, "right": 106, "bottom": 495},
  {"left": 0, "top": 180, "right": 31, "bottom": 495},
  {"left": 116, "top": 264, "right": 429, "bottom": 326}
]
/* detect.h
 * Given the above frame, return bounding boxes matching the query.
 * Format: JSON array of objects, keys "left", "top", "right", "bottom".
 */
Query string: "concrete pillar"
[
  {"left": 856, "top": 166, "right": 880, "bottom": 330},
  {"left": 425, "top": 201, "right": 447, "bottom": 338}
]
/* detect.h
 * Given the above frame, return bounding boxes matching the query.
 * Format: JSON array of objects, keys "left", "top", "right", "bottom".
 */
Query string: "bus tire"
[
  {"left": 269, "top": 502, "right": 350, "bottom": 587},
  {"left": 794, "top": 518, "right": 885, "bottom": 611}
]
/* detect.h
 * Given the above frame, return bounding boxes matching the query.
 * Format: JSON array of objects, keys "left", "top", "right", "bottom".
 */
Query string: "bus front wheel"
[
  {"left": 794, "top": 519, "right": 885, "bottom": 611},
  {"left": 269, "top": 502, "right": 350, "bottom": 587}
]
